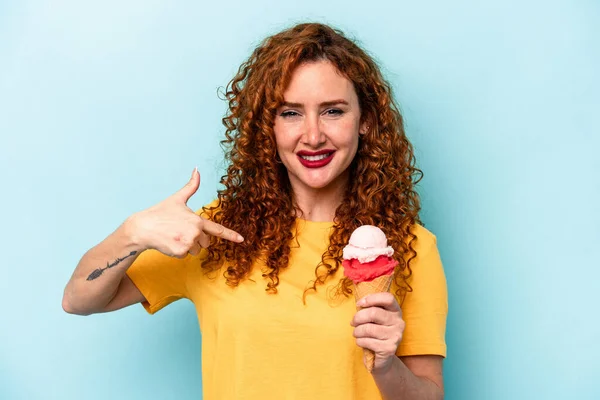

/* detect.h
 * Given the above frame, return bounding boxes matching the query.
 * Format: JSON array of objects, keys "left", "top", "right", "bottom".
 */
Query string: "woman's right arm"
[
  {"left": 62, "top": 217, "right": 146, "bottom": 315},
  {"left": 62, "top": 168, "right": 244, "bottom": 316}
]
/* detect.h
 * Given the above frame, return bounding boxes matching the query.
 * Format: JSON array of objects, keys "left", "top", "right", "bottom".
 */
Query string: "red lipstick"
[{"left": 297, "top": 149, "right": 335, "bottom": 168}]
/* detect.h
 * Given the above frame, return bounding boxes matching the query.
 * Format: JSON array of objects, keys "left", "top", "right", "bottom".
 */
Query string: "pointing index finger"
[{"left": 202, "top": 219, "right": 244, "bottom": 243}]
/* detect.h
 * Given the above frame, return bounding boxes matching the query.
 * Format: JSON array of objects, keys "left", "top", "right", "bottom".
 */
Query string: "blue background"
[{"left": 1, "top": 1, "right": 598, "bottom": 399}]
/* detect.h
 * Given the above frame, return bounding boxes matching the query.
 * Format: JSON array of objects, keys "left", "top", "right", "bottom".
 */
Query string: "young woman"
[{"left": 63, "top": 22, "right": 448, "bottom": 399}]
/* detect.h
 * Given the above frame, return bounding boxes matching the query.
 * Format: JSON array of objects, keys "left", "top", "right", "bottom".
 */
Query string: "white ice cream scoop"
[{"left": 342, "top": 225, "right": 394, "bottom": 263}]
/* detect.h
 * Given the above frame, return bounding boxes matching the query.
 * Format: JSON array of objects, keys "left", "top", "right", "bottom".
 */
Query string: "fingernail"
[{"left": 237, "top": 234, "right": 244, "bottom": 242}]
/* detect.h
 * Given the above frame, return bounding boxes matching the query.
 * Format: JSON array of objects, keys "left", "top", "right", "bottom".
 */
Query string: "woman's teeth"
[{"left": 300, "top": 153, "right": 331, "bottom": 161}]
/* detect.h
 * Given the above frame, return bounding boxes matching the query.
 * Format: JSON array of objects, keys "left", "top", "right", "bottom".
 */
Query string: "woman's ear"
[
  {"left": 359, "top": 114, "right": 372, "bottom": 135},
  {"left": 359, "top": 121, "right": 370, "bottom": 135}
]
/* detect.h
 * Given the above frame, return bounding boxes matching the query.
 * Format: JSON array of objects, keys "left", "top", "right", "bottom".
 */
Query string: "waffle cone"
[{"left": 353, "top": 274, "right": 394, "bottom": 373}]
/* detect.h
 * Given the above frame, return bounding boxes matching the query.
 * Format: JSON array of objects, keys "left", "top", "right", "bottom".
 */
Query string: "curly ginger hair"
[{"left": 202, "top": 22, "right": 423, "bottom": 302}]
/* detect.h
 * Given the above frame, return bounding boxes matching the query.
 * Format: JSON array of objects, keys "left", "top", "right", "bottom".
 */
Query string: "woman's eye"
[
  {"left": 281, "top": 111, "right": 300, "bottom": 118},
  {"left": 325, "top": 109, "right": 344, "bottom": 116}
]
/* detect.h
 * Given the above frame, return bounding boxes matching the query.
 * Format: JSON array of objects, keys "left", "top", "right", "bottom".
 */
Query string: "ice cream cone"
[
  {"left": 353, "top": 273, "right": 394, "bottom": 372},
  {"left": 343, "top": 225, "right": 398, "bottom": 373}
]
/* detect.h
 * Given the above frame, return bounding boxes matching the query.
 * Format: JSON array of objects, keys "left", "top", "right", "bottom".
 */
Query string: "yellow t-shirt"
[{"left": 126, "top": 207, "right": 448, "bottom": 399}]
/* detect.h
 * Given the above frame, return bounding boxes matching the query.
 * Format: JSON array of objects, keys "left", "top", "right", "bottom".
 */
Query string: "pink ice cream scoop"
[{"left": 342, "top": 225, "right": 397, "bottom": 282}]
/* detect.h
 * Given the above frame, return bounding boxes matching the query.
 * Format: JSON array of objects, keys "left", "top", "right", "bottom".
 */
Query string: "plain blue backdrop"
[{"left": 1, "top": 1, "right": 598, "bottom": 399}]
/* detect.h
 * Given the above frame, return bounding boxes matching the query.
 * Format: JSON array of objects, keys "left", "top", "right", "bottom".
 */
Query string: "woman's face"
[{"left": 273, "top": 60, "right": 366, "bottom": 195}]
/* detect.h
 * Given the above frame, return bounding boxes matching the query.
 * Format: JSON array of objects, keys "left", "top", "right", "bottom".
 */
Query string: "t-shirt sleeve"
[
  {"left": 126, "top": 249, "right": 192, "bottom": 315},
  {"left": 395, "top": 225, "right": 448, "bottom": 358}
]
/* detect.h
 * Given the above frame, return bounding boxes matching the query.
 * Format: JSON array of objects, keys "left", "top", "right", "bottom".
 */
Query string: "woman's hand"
[
  {"left": 126, "top": 168, "right": 243, "bottom": 257},
  {"left": 351, "top": 292, "right": 405, "bottom": 372}
]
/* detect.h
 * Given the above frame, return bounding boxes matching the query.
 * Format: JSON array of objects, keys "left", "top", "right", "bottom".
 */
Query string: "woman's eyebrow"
[{"left": 281, "top": 99, "right": 349, "bottom": 108}]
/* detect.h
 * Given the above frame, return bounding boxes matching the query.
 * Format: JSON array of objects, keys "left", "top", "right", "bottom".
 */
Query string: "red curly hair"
[{"left": 202, "top": 22, "right": 423, "bottom": 302}]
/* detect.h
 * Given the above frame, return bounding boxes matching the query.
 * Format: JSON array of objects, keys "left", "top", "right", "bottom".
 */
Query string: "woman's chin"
[{"left": 294, "top": 173, "right": 348, "bottom": 192}]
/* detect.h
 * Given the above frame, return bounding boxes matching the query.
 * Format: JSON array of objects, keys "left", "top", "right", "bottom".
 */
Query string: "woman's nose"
[{"left": 303, "top": 116, "right": 325, "bottom": 147}]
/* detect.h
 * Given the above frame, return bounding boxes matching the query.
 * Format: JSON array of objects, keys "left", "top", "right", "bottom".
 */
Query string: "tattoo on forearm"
[{"left": 86, "top": 251, "right": 138, "bottom": 281}]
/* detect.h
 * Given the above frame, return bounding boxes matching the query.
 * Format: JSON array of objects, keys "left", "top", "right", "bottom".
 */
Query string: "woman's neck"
[{"left": 290, "top": 172, "right": 349, "bottom": 222}]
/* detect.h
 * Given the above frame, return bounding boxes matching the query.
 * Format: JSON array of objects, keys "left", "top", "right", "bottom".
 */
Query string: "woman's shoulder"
[{"left": 409, "top": 223, "right": 438, "bottom": 255}]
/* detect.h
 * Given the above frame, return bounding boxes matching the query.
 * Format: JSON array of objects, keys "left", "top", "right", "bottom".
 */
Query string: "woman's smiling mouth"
[{"left": 297, "top": 150, "right": 335, "bottom": 168}]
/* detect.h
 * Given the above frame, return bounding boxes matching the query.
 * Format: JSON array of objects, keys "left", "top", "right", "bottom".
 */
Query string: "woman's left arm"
[{"left": 351, "top": 293, "right": 444, "bottom": 400}]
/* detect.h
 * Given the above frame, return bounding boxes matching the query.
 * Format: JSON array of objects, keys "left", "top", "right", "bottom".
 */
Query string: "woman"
[{"left": 63, "top": 22, "right": 448, "bottom": 399}]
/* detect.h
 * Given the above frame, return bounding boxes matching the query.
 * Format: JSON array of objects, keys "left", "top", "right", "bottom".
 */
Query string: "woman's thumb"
[{"left": 175, "top": 167, "right": 200, "bottom": 204}]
